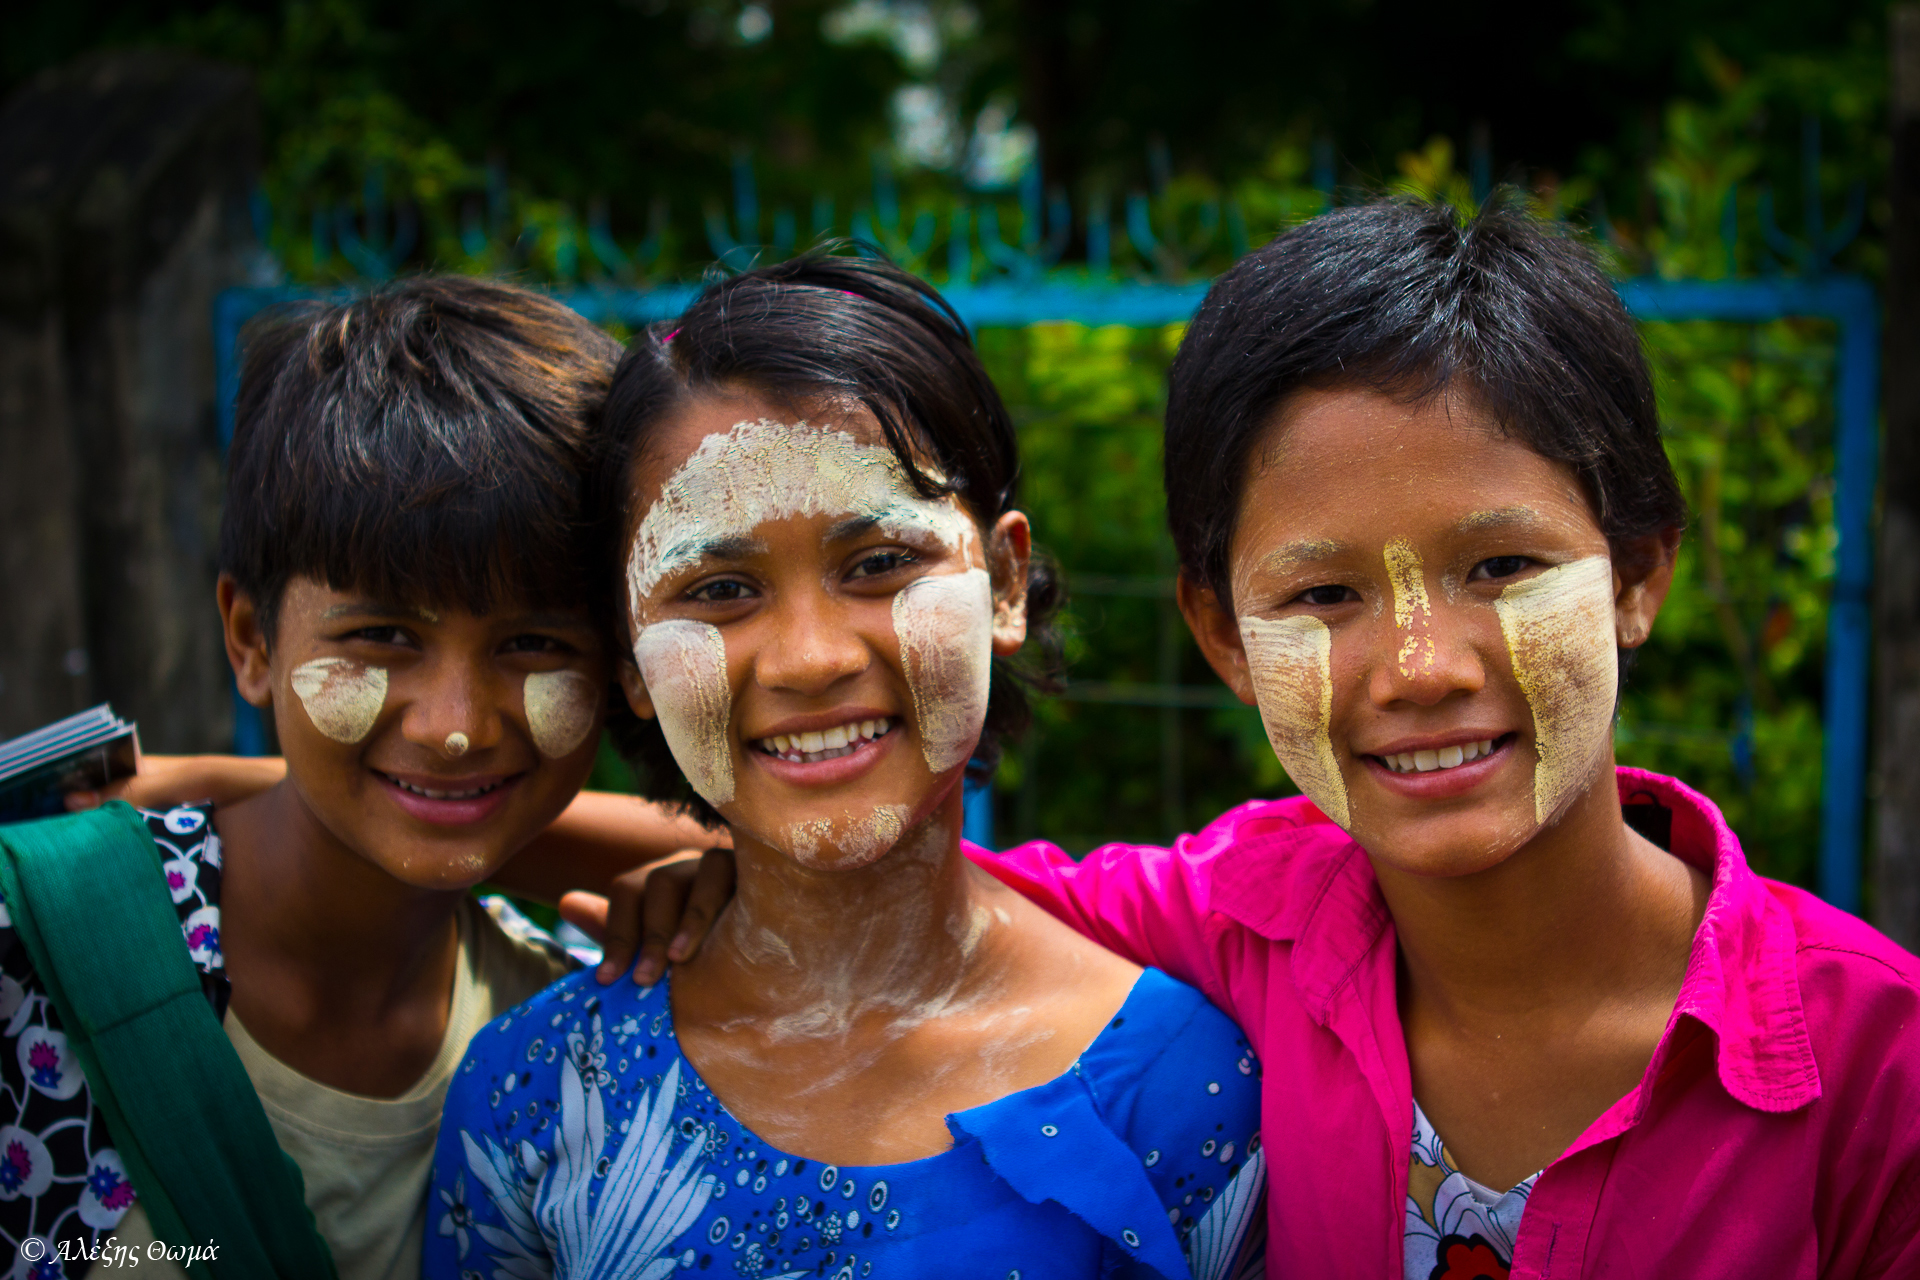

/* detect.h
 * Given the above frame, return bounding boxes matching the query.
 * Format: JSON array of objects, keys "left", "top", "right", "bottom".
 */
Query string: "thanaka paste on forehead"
[
  {"left": 289, "top": 658, "right": 387, "bottom": 744},
  {"left": 524, "top": 669, "right": 597, "bottom": 759},
  {"left": 1237, "top": 614, "right": 1350, "bottom": 827},
  {"left": 625, "top": 418, "right": 975, "bottom": 615},
  {"left": 1495, "top": 556, "right": 1617, "bottom": 823},
  {"left": 634, "top": 619, "right": 734, "bottom": 805},
  {"left": 892, "top": 569, "right": 994, "bottom": 774}
]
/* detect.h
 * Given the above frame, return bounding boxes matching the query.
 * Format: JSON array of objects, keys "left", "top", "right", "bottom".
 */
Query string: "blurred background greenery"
[{"left": 11, "top": 0, "right": 1891, "bottom": 883}]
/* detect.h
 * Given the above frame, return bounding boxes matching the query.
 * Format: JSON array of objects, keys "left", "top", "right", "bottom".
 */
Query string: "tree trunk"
[
  {"left": 0, "top": 51, "right": 260, "bottom": 749},
  {"left": 1875, "top": 6, "right": 1920, "bottom": 948}
]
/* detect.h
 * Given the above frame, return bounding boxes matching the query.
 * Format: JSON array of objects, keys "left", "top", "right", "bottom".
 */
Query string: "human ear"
[
  {"left": 1612, "top": 527, "right": 1681, "bottom": 649},
  {"left": 218, "top": 575, "right": 274, "bottom": 707},
  {"left": 1175, "top": 573, "right": 1259, "bottom": 706},
  {"left": 618, "top": 660, "right": 658, "bottom": 721},
  {"left": 985, "top": 511, "right": 1032, "bottom": 656}
]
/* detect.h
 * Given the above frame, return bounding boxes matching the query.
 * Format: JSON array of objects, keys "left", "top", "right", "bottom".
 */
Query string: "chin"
[
  {"left": 377, "top": 842, "right": 508, "bottom": 892},
  {"left": 1356, "top": 812, "right": 1541, "bottom": 881}
]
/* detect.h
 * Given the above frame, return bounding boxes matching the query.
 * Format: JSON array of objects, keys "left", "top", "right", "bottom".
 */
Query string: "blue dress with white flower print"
[
  {"left": 427, "top": 967, "right": 1265, "bottom": 1280},
  {"left": 0, "top": 804, "right": 226, "bottom": 1273}
]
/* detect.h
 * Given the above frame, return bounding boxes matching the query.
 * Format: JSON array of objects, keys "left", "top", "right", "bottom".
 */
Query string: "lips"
[
  {"left": 1361, "top": 733, "right": 1517, "bottom": 799},
  {"left": 373, "top": 769, "right": 522, "bottom": 826},
  {"left": 754, "top": 717, "right": 895, "bottom": 764}
]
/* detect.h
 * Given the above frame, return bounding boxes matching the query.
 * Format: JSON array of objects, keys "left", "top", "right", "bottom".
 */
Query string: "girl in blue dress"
[{"left": 426, "top": 253, "right": 1264, "bottom": 1280}]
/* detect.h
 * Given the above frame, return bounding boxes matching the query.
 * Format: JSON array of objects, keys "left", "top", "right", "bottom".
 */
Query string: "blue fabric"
[{"left": 426, "top": 967, "right": 1265, "bottom": 1280}]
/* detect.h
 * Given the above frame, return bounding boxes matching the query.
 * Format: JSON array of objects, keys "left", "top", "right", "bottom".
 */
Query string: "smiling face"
[
  {"left": 228, "top": 576, "right": 609, "bottom": 889},
  {"left": 619, "top": 389, "right": 1028, "bottom": 872},
  {"left": 1185, "top": 384, "right": 1670, "bottom": 879}
]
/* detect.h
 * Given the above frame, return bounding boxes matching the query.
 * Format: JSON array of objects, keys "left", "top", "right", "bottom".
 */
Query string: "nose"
[
  {"left": 752, "top": 584, "right": 871, "bottom": 697},
  {"left": 400, "top": 653, "right": 504, "bottom": 759},
  {"left": 1365, "top": 593, "right": 1489, "bottom": 709}
]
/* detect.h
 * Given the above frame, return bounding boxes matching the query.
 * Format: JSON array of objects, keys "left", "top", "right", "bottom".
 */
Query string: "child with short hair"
[
  {"left": 0, "top": 276, "right": 707, "bottom": 1278},
  {"left": 633, "top": 198, "right": 1920, "bottom": 1277}
]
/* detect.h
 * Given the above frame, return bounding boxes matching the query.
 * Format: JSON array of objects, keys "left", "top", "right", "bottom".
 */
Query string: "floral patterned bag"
[{"left": 0, "top": 802, "right": 336, "bottom": 1279}]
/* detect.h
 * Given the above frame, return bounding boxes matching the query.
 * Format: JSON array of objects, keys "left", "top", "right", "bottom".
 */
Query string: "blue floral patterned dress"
[
  {"left": 0, "top": 804, "right": 226, "bottom": 1275},
  {"left": 427, "top": 967, "right": 1266, "bottom": 1280}
]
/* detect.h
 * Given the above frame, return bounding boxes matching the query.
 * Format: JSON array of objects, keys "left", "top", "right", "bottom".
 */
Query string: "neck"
[
  {"left": 702, "top": 785, "right": 998, "bottom": 1041},
  {"left": 215, "top": 780, "right": 464, "bottom": 1007},
  {"left": 1377, "top": 763, "right": 1709, "bottom": 1026}
]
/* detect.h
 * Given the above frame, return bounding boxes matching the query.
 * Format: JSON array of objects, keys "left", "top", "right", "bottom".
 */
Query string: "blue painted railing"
[{"left": 214, "top": 271, "right": 1879, "bottom": 897}]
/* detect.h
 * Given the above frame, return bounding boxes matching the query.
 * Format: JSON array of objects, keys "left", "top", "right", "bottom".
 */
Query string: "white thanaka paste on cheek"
[
  {"left": 1237, "top": 615, "right": 1351, "bottom": 827},
  {"left": 625, "top": 418, "right": 975, "bottom": 616},
  {"left": 1495, "top": 556, "right": 1618, "bottom": 823},
  {"left": 1385, "top": 537, "right": 1435, "bottom": 677},
  {"left": 634, "top": 620, "right": 734, "bottom": 806},
  {"left": 892, "top": 569, "right": 994, "bottom": 774},
  {"left": 524, "top": 669, "right": 597, "bottom": 759},
  {"left": 289, "top": 658, "right": 387, "bottom": 744}
]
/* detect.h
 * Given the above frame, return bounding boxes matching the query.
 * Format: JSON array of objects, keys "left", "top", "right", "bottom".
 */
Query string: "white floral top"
[
  {"left": 1404, "top": 1100, "right": 1538, "bottom": 1280},
  {"left": 0, "top": 804, "right": 226, "bottom": 1273}
]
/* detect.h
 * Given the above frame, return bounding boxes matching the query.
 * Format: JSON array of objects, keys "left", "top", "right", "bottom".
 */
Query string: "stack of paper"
[{"left": 0, "top": 705, "right": 140, "bottom": 824}]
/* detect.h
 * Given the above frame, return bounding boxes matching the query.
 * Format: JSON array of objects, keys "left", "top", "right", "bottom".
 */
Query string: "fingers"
[
  {"left": 557, "top": 891, "right": 611, "bottom": 943},
  {"left": 626, "top": 854, "right": 705, "bottom": 987},
  {"left": 63, "top": 791, "right": 101, "bottom": 812},
  {"left": 663, "top": 846, "right": 737, "bottom": 969}
]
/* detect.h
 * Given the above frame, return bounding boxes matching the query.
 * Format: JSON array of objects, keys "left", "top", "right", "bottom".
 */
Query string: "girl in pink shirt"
[{"left": 621, "top": 195, "right": 1920, "bottom": 1278}]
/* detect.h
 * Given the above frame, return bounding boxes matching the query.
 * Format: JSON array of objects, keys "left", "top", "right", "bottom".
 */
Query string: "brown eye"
[
  {"left": 687, "top": 578, "right": 755, "bottom": 603},
  {"left": 1296, "top": 584, "right": 1358, "bottom": 607},
  {"left": 1469, "top": 556, "right": 1534, "bottom": 582},
  {"left": 849, "top": 550, "right": 917, "bottom": 579}
]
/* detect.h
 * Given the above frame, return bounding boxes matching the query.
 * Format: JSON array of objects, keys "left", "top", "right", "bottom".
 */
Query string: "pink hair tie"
[{"left": 663, "top": 327, "right": 681, "bottom": 343}]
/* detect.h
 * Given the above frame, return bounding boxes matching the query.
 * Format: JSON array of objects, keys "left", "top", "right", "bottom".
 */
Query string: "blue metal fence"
[{"left": 212, "top": 144, "right": 1880, "bottom": 904}]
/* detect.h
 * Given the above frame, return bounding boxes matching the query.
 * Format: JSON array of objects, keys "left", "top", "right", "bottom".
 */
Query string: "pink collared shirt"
[{"left": 974, "top": 768, "right": 1920, "bottom": 1278}]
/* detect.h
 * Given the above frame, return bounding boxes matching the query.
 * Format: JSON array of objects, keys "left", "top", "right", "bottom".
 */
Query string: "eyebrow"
[
  {"left": 1455, "top": 507, "right": 1549, "bottom": 534},
  {"left": 320, "top": 602, "right": 436, "bottom": 622},
  {"left": 824, "top": 515, "right": 881, "bottom": 543},
  {"left": 1258, "top": 539, "right": 1351, "bottom": 574}
]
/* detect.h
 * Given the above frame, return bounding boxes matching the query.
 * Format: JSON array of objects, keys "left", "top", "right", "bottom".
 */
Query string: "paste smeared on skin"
[
  {"left": 1386, "top": 536, "right": 1434, "bottom": 677},
  {"left": 289, "top": 658, "right": 387, "bottom": 744},
  {"left": 635, "top": 620, "right": 734, "bottom": 805},
  {"left": 892, "top": 569, "right": 994, "bottom": 774},
  {"left": 626, "top": 418, "right": 975, "bottom": 614},
  {"left": 785, "top": 804, "right": 909, "bottom": 869},
  {"left": 524, "top": 669, "right": 597, "bottom": 759},
  {"left": 1237, "top": 615, "right": 1351, "bottom": 827},
  {"left": 1495, "top": 556, "right": 1618, "bottom": 823}
]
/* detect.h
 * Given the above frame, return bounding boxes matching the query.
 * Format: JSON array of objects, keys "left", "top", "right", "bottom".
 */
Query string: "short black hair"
[
  {"left": 1165, "top": 193, "right": 1687, "bottom": 606},
  {"left": 220, "top": 275, "right": 624, "bottom": 637},
  {"left": 595, "top": 249, "right": 1064, "bottom": 823}
]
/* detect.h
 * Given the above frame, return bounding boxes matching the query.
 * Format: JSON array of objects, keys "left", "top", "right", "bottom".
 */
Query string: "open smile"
[
  {"left": 1360, "top": 732, "right": 1519, "bottom": 799},
  {"left": 1373, "top": 735, "right": 1511, "bottom": 775},
  {"left": 754, "top": 717, "right": 896, "bottom": 765},
  {"left": 373, "top": 769, "right": 523, "bottom": 826}
]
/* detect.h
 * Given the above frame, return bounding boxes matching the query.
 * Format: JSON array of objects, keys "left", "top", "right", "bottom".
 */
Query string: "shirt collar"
[{"left": 1204, "top": 768, "right": 1821, "bottom": 1111}]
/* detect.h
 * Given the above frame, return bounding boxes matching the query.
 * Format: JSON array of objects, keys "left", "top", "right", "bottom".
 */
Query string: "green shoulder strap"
[{"left": 0, "top": 803, "right": 337, "bottom": 1279}]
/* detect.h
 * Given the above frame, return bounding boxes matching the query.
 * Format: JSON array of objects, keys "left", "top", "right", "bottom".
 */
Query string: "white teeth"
[
  {"left": 1381, "top": 738, "right": 1498, "bottom": 774},
  {"left": 391, "top": 776, "right": 496, "bottom": 800},
  {"left": 755, "top": 717, "right": 894, "bottom": 764}
]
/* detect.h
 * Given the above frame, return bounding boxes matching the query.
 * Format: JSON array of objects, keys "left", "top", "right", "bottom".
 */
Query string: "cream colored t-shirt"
[{"left": 107, "top": 897, "right": 570, "bottom": 1280}]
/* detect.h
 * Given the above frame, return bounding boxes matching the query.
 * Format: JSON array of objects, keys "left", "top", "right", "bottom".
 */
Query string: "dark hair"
[
  {"left": 220, "top": 276, "right": 624, "bottom": 637},
  {"left": 1165, "top": 192, "right": 1688, "bottom": 606},
  {"left": 594, "top": 249, "right": 1064, "bottom": 823}
]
